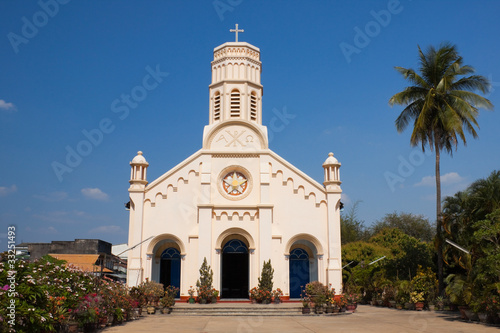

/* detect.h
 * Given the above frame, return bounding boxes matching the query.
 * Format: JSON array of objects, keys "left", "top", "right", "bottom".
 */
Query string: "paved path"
[{"left": 102, "top": 305, "right": 500, "bottom": 333}]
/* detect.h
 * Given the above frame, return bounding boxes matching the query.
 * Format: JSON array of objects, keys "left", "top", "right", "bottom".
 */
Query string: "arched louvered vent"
[
  {"left": 250, "top": 92, "right": 257, "bottom": 121},
  {"left": 230, "top": 89, "right": 240, "bottom": 117},
  {"left": 214, "top": 92, "right": 221, "bottom": 121}
]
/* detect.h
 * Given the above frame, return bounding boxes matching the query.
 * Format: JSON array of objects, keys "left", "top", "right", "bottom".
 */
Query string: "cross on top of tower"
[{"left": 230, "top": 24, "right": 244, "bottom": 42}]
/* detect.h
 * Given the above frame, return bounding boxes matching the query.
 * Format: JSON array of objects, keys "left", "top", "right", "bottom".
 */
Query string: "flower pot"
[
  {"left": 211, "top": 297, "right": 218, "bottom": 304},
  {"left": 478, "top": 313, "right": 488, "bottom": 323},
  {"left": 274, "top": 298, "right": 280, "bottom": 304},
  {"left": 315, "top": 306, "right": 324, "bottom": 314},
  {"left": 458, "top": 306, "right": 468, "bottom": 319},
  {"left": 161, "top": 307, "right": 172, "bottom": 314},
  {"left": 428, "top": 304, "right": 435, "bottom": 311},
  {"left": 147, "top": 306, "right": 156, "bottom": 314},
  {"left": 107, "top": 314, "right": 114, "bottom": 326},
  {"left": 396, "top": 304, "right": 403, "bottom": 310},
  {"left": 67, "top": 322, "right": 79, "bottom": 333},
  {"left": 302, "top": 307, "right": 311, "bottom": 314},
  {"left": 98, "top": 316, "right": 108, "bottom": 328},
  {"left": 346, "top": 304, "right": 356, "bottom": 312},
  {"left": 141, "top": 306, "right": 148, "bottom": 316},
  {"left": 188, "top": 297, "right": 196, "bottom": 304},
  {"left": 463, "top": 309, "right": 478, "bottom": 321},
  {"left": 325, "top": 306, "right": 334, "bottom": 313},
  {"left": 83, "top": 323, "right": 97, "bottom": 333},
  {"left": 415, "top": 302, "right": 424, "bottom": 311}
]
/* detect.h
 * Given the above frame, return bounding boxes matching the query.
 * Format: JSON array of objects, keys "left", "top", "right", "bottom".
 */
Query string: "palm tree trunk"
[{"left": 435, "top": 140, "right": 444, "bottom": 295}]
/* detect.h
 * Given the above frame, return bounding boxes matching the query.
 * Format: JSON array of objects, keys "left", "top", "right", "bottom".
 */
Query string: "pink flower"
[{"left": 2, "top": 285, "right": 9, "bottom": 291}]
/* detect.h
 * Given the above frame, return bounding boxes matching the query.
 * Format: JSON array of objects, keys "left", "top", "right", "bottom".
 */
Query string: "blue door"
[
  {"left": 289, "top": 248, "right": 310, "bottom": 298},
  {"left": 160, "top": 248, "right": 181, "bottom": 297}
]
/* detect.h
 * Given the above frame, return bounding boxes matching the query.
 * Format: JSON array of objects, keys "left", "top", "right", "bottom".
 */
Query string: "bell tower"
[{"left": 208, "top": 24, "right": 263, "bottom": 125}]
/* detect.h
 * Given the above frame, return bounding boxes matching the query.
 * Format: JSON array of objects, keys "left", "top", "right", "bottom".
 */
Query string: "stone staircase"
[{"left": 171, "top": 303, "right": 303, "bottom": 316}]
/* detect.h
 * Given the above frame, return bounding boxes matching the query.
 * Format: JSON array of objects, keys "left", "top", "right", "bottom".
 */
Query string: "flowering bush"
[
  {"left": 345, "top": 293, "right": 361, "bottom": 304},
  {"left": 188, "top": 286, "right": 196, "bottom": 298},
  {"left": 335, "top": 294, "right": 348, "bottom": 308},
  {"left": 300, "top": 287, "right": 311, "bottom": 308},
  {"left": 0, "top": 255, "right": 137, "bottom": 332},
  {"left": 305, "top": 281, "right": 328, "bottom": 307},
  {"left": 249, "top": 286, "right": 272, "bottom": 303},
  {"left": 272, "top": 288, "right": 283, "bottom": 301},
  {"left": 162, "top": 285, "right": 179, "bottom": 308},
  {"left": 139, "top": 279, "right": 164, "bottom": 298},
  {"left": 74, "top": 293, "right": 104, "bottom": 327}
]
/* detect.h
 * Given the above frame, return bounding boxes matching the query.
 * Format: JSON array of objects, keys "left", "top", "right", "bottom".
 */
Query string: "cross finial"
[{"left": 230, "top": 24, "right": 244, "bottom": 42}]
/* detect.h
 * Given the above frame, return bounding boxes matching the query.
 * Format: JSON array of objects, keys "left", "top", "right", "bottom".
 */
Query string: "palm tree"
[{"left": 389, "top": 43, "right": 493, "bottom": 294}]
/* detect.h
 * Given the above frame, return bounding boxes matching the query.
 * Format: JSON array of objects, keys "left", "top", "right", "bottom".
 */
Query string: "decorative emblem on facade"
[
  {"left": 218, "top": 166, "right": 252, "bottom": 200},
  {"left": 222, "top": 171, "right": 248, "bottom": 196}
]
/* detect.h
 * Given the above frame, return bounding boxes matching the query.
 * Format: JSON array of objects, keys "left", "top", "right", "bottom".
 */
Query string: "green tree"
[
  {"left": 442, "top": 171, "right": 500, "bottom": 306},
  {"left": 196, "top": 257, "right": 213, "bottom": 290},
  {"left": 372, "top": 212, "right": 434, "bottom": 242},
  {"left": 341, "top": 201, "right": 369, "bottom": 244},
  {"left": 258, "top": 260, "right": 274, "bottom": 292},
  {"left": 389, "top": 43, "right": 493, "bottom": 293}
]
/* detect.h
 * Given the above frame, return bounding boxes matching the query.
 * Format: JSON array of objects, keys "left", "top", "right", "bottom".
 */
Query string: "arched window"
[
  {"left": 214, "top": 91, "right": 221, "bottom": 121},
  {"left": 230, "top": 89, "right": 240, "bottom": 117},
  {"left": 250, "top": 92, "right": 257, "bottom": 121}
]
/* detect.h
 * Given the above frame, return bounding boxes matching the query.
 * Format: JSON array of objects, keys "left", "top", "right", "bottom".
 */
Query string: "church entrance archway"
[
  {"left": 289, "top": 248, "right": 309, "bottom": 298},
  {"left": 159, "top": 248, "right": 181, "bottom": 297},
  {"left": 221, "top": 239, "right": 249, "bottom": 298},
  {"left": 289, "top": 240, "right": 318, "bottom": 298}
]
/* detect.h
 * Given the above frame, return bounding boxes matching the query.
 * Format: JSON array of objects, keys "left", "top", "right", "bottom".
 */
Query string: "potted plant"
[
  {"left": 346, "top": 293, "right": 359, "bottom": 312},
  {"left": 249, "top": 287, "right": 259, "bottom": 304},
  {"left": 211, "top": 289, "right": 219, "bottom": 304},
  {"left": 445, "top": 274, "right": 473, "bottom": 319},
  {"left": 300, "top": 287, "right": 311, "bottom": 314},
  {"left": 305, "top": 281, "right": 328, "bottom": 314},
  {"left": 140, "top": 279, "right": 165, "bottom": 306},
  {"left": 410, "top": 292, "right": 425, "bottom": 311},
  {"left": 435, "top": 296, "right": 445, "bottom": 310},
  {"left": 336, "top": 294, "right": 348, "bottom": 312},
  {"left": 272, "top": 288, "right": 283, "bottom": 304},
  {"left": 196, "top": 257, "right": 214, "bottom": 304},
  {"left": 161, "top": 285, "right": 179, "bottom": 314},
  {"left": 188, "top": 286, "right": 196, "bottom": 304}
]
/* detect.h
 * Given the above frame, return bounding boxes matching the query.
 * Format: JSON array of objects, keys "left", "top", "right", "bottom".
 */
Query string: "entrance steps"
[{"left": 172, "top": 302, "right": 303, "bottom": 316}]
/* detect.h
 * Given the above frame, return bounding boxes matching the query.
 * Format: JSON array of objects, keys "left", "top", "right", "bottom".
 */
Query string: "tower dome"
[{"left": 130, "top": 151, "right": 149, "bottom": 185}]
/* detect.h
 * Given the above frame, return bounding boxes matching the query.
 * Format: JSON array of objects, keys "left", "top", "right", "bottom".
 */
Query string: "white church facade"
[{"left": 126, "top": 28, "right": 343, "bottom": 300}]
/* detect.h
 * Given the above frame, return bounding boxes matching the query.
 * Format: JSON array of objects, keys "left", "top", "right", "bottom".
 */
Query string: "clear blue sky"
[{"left": 1, "top": 1, "right": 499, "bottom": 246}]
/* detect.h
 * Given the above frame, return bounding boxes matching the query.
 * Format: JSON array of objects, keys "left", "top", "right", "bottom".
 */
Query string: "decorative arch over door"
[{"left": 160, "top": 248, "right": 181, "bottom": 297}]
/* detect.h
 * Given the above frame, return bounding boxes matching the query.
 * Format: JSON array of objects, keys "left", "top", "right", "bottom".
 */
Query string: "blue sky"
[{"left": 1, "top": 0, "right": 499, "bottom": 246}]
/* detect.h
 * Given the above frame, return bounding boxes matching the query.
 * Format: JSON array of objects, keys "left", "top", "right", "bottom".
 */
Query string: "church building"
[{"left": 126, "top": 26, "right": 343, "bottom": 299}]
